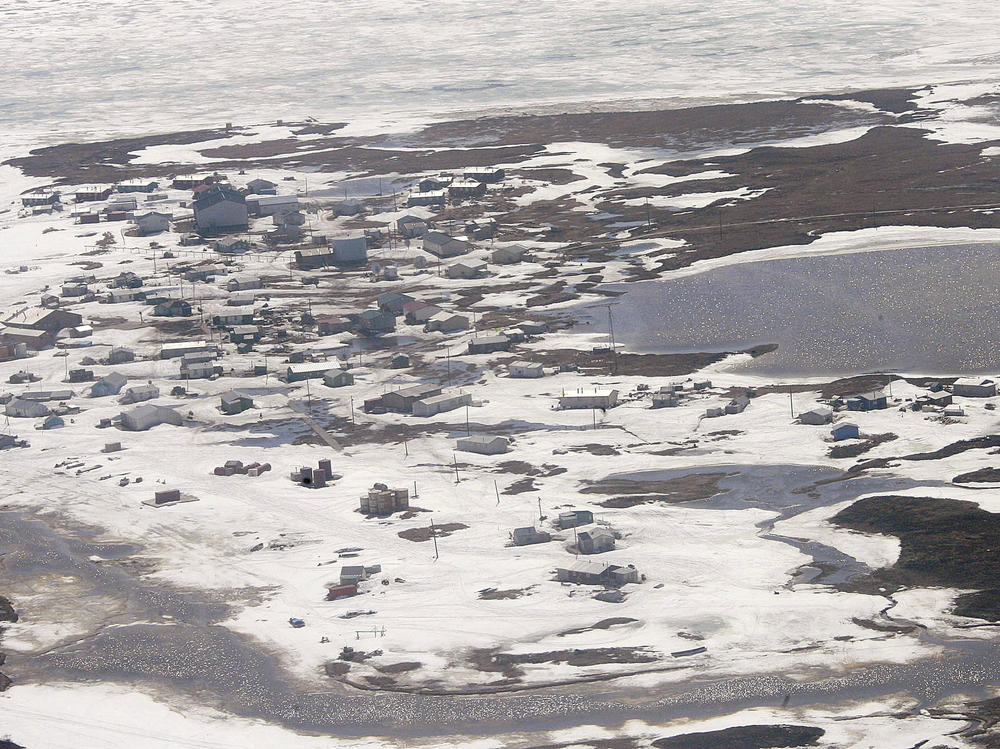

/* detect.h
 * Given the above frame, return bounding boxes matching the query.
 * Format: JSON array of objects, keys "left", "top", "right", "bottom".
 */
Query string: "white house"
[
  {"left": 558, "top": 389, "right": 619, "bottom": 410},
  {"left": 509, "top": 361, "right": 544, "bottom": 378},
  {"left": 411, "top": 391, "right": 472, "bottom": 417},
  {"left": 456, "top": 435, "right": 509, "bottom": 454},
  {"left": 134, "top": 211, "right": 172, "bottom": 235},
  {"left": 5, "top": 398, "right": 50, "bottom": 418},
  {"left": 120, "top": 404, "right": 182, "bottom": 431},
  {"left": 953, "top": 377, "right": 996, "bottom": 398}
]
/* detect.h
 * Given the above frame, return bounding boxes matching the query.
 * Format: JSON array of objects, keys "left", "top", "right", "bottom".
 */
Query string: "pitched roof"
[{"left": 194, "top": 185, "right": 246, "bottom": 209}]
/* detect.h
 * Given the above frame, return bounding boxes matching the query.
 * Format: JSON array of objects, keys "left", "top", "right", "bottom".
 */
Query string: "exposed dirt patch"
[
  {"left": 478, "top": 587, "right": 533, "bottom": 600},
  {"left": 567, "top": 443, "right": 621, "bottom": 456},
  {"left": 397, "top": 523, "right": 469, "bottom": 542},
  {"left": 558, "top": 617, "right": 637, "bottom": 637},
  {"left": 375, "top": 661, "right": 421, "bottom": 674},
  {"left": 827, "top": 432, "right": 897, "bottom": 459},
  {"left": 652, "top": 724, "right": 824, "bottom": 749},
  {"left": 581, "top": 471, "right": 732, "bottom": 508},
  {"left": 954, "top": 467, "right": 1000, "bottom": 484},
  {"left": 470, "top": 646, "right": 657, "bottom": 679},
  {"left": 833, "top": 495, "right": 1000, "bottom": 618},
  {"left": 851, "top": 435, "right": 1000, "bottom": 473},
  {"left": 502, "top": 477, "right": 537, "bottom": 495}
]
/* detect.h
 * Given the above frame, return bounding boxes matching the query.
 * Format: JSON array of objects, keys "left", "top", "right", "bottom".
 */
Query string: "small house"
[
  {"left": 511, "top": 527, "right": 550, "bottom": 546},
  {"left": 423, "top": 231, "right": 470, "bottom": 258},
  {"left": 424, "top": 312, "right": 470, "bottom": 333},
  {"left": 396, "top": 215, "right": 427, "bottom": 238},
  {"left": 846, "top": 391, "right": 888, "bottom": 411},
  {"left": 382, "top": 384, "right": 442, "bottom": 413},
  {"left": 725, "top": 395, "right": 750, "bottom": 415},
  {"left": 246, "top": 178, "right": 277, "bottom": 195},
  {"left": 286, "top": 361, "right": 340, "bottom": 382},
  {"left": 418, "top": 176, "right": 452, "bottom": 192},
  {"left": 295, "top": 247, "right": 336, "bottom": 269},
  {"left": 509, "top": 361, "right": 544, "bottom": 378},
  {"left": 558, "top": 389, "right": 619, "bottom": 410},
  {"left": 411, "top": 391, "right": 471, "bottom": 417},
  {"left": 160, "top": 341, "right": 215, "bottom": 359},
  {"left": 448, "top": 180, "right": 487, "bottom": 200},
  {"left": 194, "top": 186, "right": 249, "bottom": 233},
  {"left": 118, "top": 384, "right": 159, "bottom": 404},
  {"left": 445, "top": 259, "right": 487, "bottom": 279},
  {"left": 246, "top": 194, "right": 298, "bottom": 217},
  {"left": 5, "top": 398, "right": 50, "bottom": 418},
  {"left": 463, "top": 166, "right": 505, "bottom": 183},
  {"left": 355, "top": 309, "right": 396, "bottom": 336},
  {"left": 153, "top": 299, "right": 192, "bottom": 317},
  {"left": 74, "top": 185, "right": 113, "bottom": 202},
  {"left": 456, "top": 435, "right": 509, "bottom": 454},
  {"left": 557, "top": 509, "right": 594, "bottom": 529},
  {"left": 953, "top": 378, "right": 997, "bottom": 398},
  {"left": 324, "top": 370, "right": 355, "bottom": 388},
  {"left": 215, "top": 236, "right": 250, "bottom": 254},
  {"left": 134, "top": 211, "right": 171, "bottom": 235},
  {"left": 799, "top": 407, "right": 833, "bottom": 425},
  {"left": 90, "top": 372, "right": 128, "bottom": 398},
  {"left": 407, "top": 190, "right": 446, "bottom": 208},
  {"left": 331, "top": 233, "right": 368, "bottom": 265},
  {"left": 403, "top": 301, "right": 442, "bottom": 324},
  {"left": 390, "top": 354, "right": 410, "bottom": 369},
  {"left": 316, "top": 315, "right": 351, "bottom": 335},
  {"left": 467, "top": 335, "right": 510, "bottom": 355},
  {"left": 117, "top": 178, "right": 159, "bottom": 193},
  {"left": 107, "top": 347, "right": 136, "bottom": 364},
  {"left": 831, "top": 422, "right": 860, "bottom": 441},
  {"left": 491, "top": 244, "right": 529, "bottom": 265},
  {"left": 120, "top": 404, "right": 182, "bottom": 431},
  {"left": 577, "top": 527, "right": 615, "bottom": 554},
  {"left": 220, "top": 391, "right": 254, "bottom": 415},
  {"left": 340, "top": 565, "right": 369, "bottom": 586},
  {"left": 377, "top": 292, "right": 415, "bottom": 316}
]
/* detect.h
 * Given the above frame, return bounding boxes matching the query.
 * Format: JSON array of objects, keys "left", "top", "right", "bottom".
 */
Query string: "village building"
[
  {"left": 5, "top": 398, "right": 51, "bottom": 418},
  {"left": 68, "top": 368, "right": 94, "bottom": 383},
  {"left": 220, "top": 391, "right": 254, "bottom": 415},
  {"left": 295, "top": 247, "right": 336, "bottom": 270},
  {"left": 315, "top": 314, "right": 351, "bottom": 335},
  {"left": 423, "top": 231, "right": 470, "bottom": 258},
  {"left": 225, "top": 276, "right": 263, "bottom": 293},
  {"left": 953, "top": 377, "right": 997, "bottom": 398},
  {"left": 2, "top": 308, "right": 83, "bottom": 349},
  {"left": 418, "top": 176, "right": 453, "bottom": 192},
  {"left": 194, "top": 186, "right": 249, "bottom": 234},
  {"left": 726, "top": 395, "right": 750, "bottom": 415},
  {"left": 491, "top": 244, "right": 529, "bottom": 264},
  {"left": 396, "top": 215, "right": 427, "bottom": 238},
  {"left": 424, "top": 312, "right": 470, "bottom": 333},
  {"left": 334, "top": 198, "right": 364, "bottom": 216},
  {"left": 407, "top": 190, "right": 446, "bottom": 208},
  {"left": 798, "top": 407, "right": 833, "bottom": 425},
  {"left": 107, "top": 347, "right": 135, "bottom": 364},
  {"left": 20, "top": 389, "right": 74, "bottom": 402},
  {"left": 172, "top": 174, "right": 215, "bottom": 190},
  {"left": 557, "top": 509, "right": 594, "bottom": 529},
  {"left": 118, "top": 383, "right": 159, "bottom": 405},
  {"left": 917, "top": 391, "right": 953, "bottom": 409},
  {"left": 831, "top": 422, "right": 860, "bottom": 441},
  {"left": 465, "top": 218, "right": 497, "bottom": 239},
  {"left": 846, "top": 391, "right": 888, "bottom": 411},
  {"left": 120, "top": 404, "right": 182, "bottom": 431},
  {"left": 577, "top": 527, "right": 615, "bottom": 554},
  {"left": 381, "top": 384, "right": 442, "bottom": 413},
  {"left": 403, "top": 301, "right": 441, "bottom": 324},
  {"left": 180, "top": 360, "right": 219, "bottom": 379},
  {"left": 60, "top": 283, "right": 88, "bottom": 298},
  {"left": 558, "top": 389, "right": 619, "bottom": 410},
  {"left": 215, "top": 236, "right": 250, "bottom": 254},
  {"left": 651, "top": 388, "right": 680, "bottom": 408},
  {"left": 377, "top": 292, "right": 415, "bottom": 316},
  {"left": 117, "top": 178, "right": 159, "bottom": 193},
  {"left": 134, "top": 211, "right": 171, "bottom": 235},
  {"left": 74, "top": 185, "right": 114, "bottom": 202},
  {"left": 246, "top": 194, "right": 299, "bottom": 217},
  {"left": 511, "top": 526, "right": 550, "bottom": 546},
  {"left": 246, "top": 178, "right": 277, "bottom": 195},
  {"left": 355, "top": 309, "right": 396, "bottom": 336},
  {"left": 445, "top": 259, "right": 488, "bottom": 279},
  {"left": 229, "top": 325, "right": 261, "bottom": 345},
  {"left": 286, "top": 361, "right": 340, "bottom": 382},
  {"left": 153, "top": 299, "right": 192, "bottom": 317},
  {"left": 21, "top": 191, "right": 61, "bottom": 207},
  {"left": 467, "top": 335, "right": 510, "bottom": 355},
  {"left": 274, "top": 209, "right": 306, "bottom": 227},
  {"left": 90, "top": 372, "right": 128, "bottom": 398},
  {"left": 331, "top": 233, "right": 368, "bottom": 265},
  {"left": 555, "top": 560, "right": 639, "bottom": 587},
  {"left": 389, "top": 354, "right": 411, "bottom": 369},
  {"left": 112, "top": 271, "right": 143, "bottom": 289},
  {"left": 38, "top": 415, "right": 65, "bottom": 430},
  {"left": 463, "top": 166, "right": 505, "bottom": 183},
  {"left": 159, "top": 341, "right": 215, "bottom": 359},
  {"left": 324, "top": 370, "right": 355, "bottom": 388},
  {"left": 212, "top": 307, "right": 255, "bottom": 327},
  {"left": 411, "top": 391, "right": 471, "bottom": 417},
  {"left": 456, "top": 435, "right": 509, "bottom": 455},
  {"left": 448, "top": 180, "right": 487, "bottom": 200},
  {"left": 509, "top": 361, "right": 544, "bottom": 378}
]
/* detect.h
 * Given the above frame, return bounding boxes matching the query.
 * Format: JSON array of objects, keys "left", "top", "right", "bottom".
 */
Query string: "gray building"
[
  {"left": 90, "top": 372, "right": 128, "bottom": 398},
  {"left": 194, "top": 187, "right": 249, "bottom": 234},
  {"left": 456, "top": 435, "right": 509, "bottom": 454},
  {"left": 953, "top": 377, "right": 997, "bottom": 398},
  {"left": 331, "top": 233, "right": 368, "bottom": 265},
  {"left": 577, "top": 527, "right": 615, "bottom": 554},
  {"left": 423, "top": 231, "right": 470, "bottom": 258},
  {"left": 120, "top": 404, "right": 182, "bottom": 431},
  {"left": 511, "top": 526, "right": 550, "bottom": 546}
]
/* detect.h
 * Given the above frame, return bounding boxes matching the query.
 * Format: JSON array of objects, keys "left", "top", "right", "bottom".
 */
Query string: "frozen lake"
[
  {"left": 4, "top": 1, "right": 1000, "bottom": 147},
  {"left": 601, "top": 243, "right": 1000, "bottom": 377}
]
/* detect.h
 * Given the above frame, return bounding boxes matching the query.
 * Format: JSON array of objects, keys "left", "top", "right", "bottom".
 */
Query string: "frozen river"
[
  {"left": 599, "top": 243, "right": 1000, "bottom": 377},
  {"left": 4, "top": 1, "right": 1000, "bottom": 147}
]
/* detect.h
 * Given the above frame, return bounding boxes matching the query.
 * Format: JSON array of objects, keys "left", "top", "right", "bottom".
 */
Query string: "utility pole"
[
  {"left": 446, "top": 347, "right": 451, "bottom": 384},
  {"left": 350, "top": 396, "right": 355, "bottom": 424},
  {"left": 453, "top": 452, "right": 460, "bottom": 483},
  {"left": 537, "top": 496, "right": 543, "bottom": 521},
  {"left": 606, "top": 304, "right": 618, "bottom": 374},
  {"left": 430, "top": 518, "right": 440, "bottom": 560},
  {"left": 465, "top": 404, "right": 470, "bottom": 436},
  {"left": 788, "top": 386, "right": 794, "bottom": 419},
  {"left": 494, "top": 480, "right": 500, "bottom": 505}
]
